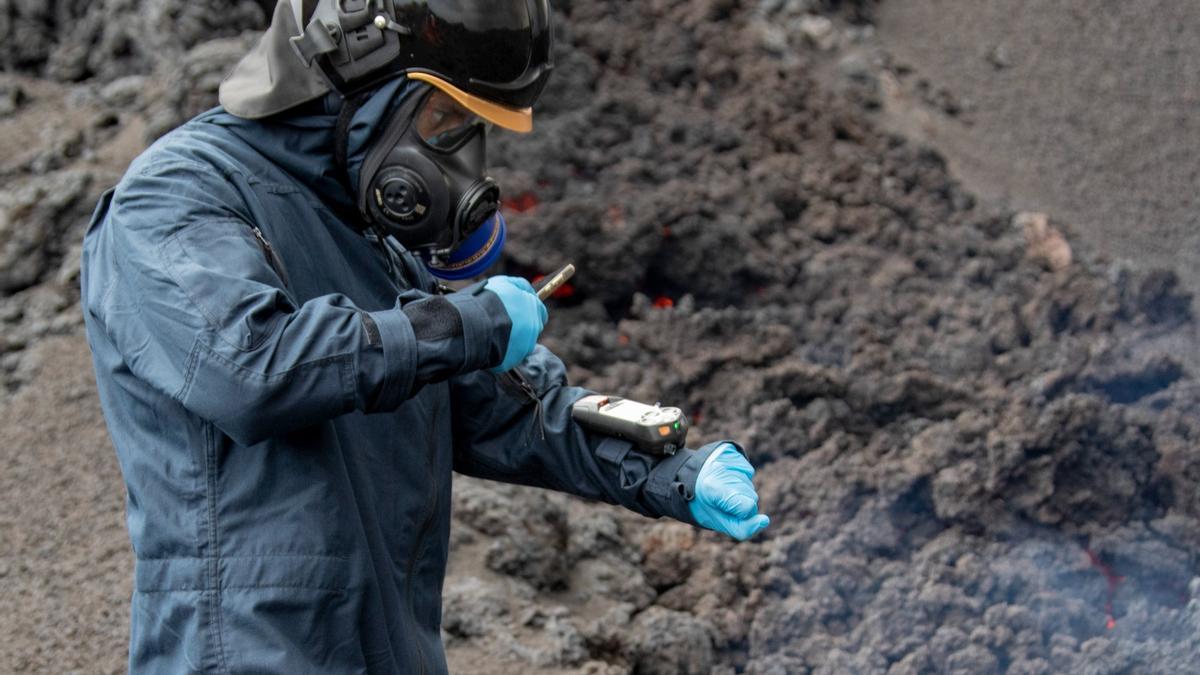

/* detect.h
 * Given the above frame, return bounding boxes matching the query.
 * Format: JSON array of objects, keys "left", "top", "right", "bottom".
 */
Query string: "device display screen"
[{"left": 602, "top": 399, "right": 657, "bottom": 423}]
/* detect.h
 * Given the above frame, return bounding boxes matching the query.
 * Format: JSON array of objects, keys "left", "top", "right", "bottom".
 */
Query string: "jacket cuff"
[
  {"left": 445, "top": 283, "right": 510, "bottom": 372},
  {"left": 365, "top": 306, "right": 418, "bottom": 410},
  {"left": 640, "top": 441, "right": 728, "bottom": 526}
]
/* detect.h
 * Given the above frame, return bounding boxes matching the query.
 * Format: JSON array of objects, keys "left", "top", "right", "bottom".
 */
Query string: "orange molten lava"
[
  {"left": 652, "top": 296, "right": 674, "bottom": 309},
  {"left": 506, "top": 192, "right": 540, "bottom": 213},
  {"left": 529, "top": 274, "right": 575, "bottom": 299},
  {"left": 1085, "top": 548, "right": 1125, "bottom": 631}
]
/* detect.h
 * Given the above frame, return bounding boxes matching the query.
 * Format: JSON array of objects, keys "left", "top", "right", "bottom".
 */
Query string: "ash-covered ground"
[{"left": 2, "top": 1, "right": 1199, "bottom": 673}]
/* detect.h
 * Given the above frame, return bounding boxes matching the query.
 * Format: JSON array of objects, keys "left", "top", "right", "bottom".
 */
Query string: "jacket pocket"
[
  {"left": 129, "top": 589, "right": 214, "bottom": 673},
  {"left": 219, "top": 584, "right": 372, "bottom": 673},
  {"left": 133, "top": 555, "right": 372, "bottom": 674},
  {"left": 159, "top": 219, "right": 296, "bottom": 352}
]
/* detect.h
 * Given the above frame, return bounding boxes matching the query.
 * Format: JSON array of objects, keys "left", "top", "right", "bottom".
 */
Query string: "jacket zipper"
[
  {"left": 405, "top": 419, "right": 442, "bottom": 675},
  {"left": 358, "top": 228, "right": 431, "bottom": 670},
  {"left": 499, "top": 369, "right": 546, "bottom": 441},
  {"left": 367, "top": 226, "right": 411, "bottom": 290},
  {"left": 503, "top": 370, "right": 537, "bottom": 401},
  {"left": 250, "top": 227, "right": 291, "bottom": 288}
]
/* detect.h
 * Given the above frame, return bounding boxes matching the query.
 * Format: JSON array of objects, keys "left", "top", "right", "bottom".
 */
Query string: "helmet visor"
[
  {"left": 390, "top": 0, "right": 553, "bottom": 109},
  {"left": 415, "top": 89, "right": 488, "bottom": 151}
]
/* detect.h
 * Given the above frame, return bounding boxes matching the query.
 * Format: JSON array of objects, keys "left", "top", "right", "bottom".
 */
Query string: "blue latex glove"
[
  {"left": 689, "top": 443, "right": 770, "bottom": 541},
  {"left": 485, "top": 276, "right": 548, "bottom": 373}
]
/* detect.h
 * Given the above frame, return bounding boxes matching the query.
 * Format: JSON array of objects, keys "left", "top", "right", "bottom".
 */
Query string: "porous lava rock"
[
  {"left": 1, "top": 0, "right": 267, "bottom": 81},
  {"left": 485, "top": 1, "right": 1200, "bottom": 671}
]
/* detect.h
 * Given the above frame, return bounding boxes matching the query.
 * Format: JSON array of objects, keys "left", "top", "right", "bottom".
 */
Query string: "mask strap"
[{"left": 333, "top": 91, "right": 372, "bottom": 186}]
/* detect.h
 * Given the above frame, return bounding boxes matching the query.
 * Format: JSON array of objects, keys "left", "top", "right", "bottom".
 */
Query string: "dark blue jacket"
[{"left": 80, "top": 89, "right": 716, "bottom": 674}]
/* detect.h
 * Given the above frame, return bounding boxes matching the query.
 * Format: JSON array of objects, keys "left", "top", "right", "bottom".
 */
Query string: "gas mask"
[{"left": 357, "top": 85, "right": 506, "bottom": 280}]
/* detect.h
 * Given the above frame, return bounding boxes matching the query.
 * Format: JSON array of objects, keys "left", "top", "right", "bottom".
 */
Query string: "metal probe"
[{"left": 535, "top": 263, "right": 576, "bottom": 301}]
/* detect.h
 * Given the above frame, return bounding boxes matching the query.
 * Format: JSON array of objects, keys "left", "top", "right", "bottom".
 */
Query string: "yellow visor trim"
[{"left": 406, "top": 72, "right": 533, "bottom": 134}]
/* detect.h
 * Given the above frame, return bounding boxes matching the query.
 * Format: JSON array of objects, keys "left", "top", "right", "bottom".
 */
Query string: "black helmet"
[{"left": 221, "top": 0, "right": 553, "bottom": 132}]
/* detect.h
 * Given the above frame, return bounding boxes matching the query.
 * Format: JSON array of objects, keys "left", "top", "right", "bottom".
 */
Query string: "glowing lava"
[
  {"left": 652, "top": 296, "right": 674, "bottom": 309},
  {"left": 506, "top": 192, "right": 540, "bottom": 214},
  {"left": 1085, "top": 548, "right": 1125, "bottom": 631},
  {"left": 529, "top": 274, "right": 575, "bottom": 299}
]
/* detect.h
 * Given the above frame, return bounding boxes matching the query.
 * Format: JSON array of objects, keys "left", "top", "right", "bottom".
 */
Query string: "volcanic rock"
[
  {"left": 1017, "top": 211, "right": 1072, "bottom": 272},
  {"left": 628, "top": 607, "right": 714, "bottom": 675},
  {"left": 0, "top": 170, "right": 91, "bottom": 293},
  {"left": 0, "top": 81, "right": 27, "bottom": 116}
]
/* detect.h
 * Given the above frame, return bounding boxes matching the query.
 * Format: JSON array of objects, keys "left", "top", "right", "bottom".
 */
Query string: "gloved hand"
[
  {"left": 689, "top": 443, "right": 770, "bottom": 541},
  {"left": 485, "top": 276, "right": 548, "bottom": 373}
]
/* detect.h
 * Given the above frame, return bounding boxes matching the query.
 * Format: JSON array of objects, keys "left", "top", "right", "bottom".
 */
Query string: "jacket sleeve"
[
  {"left": 85, "top": 160, "right": 506, "bottom": 446},
  {"left": 448, "top": 345, "right": 721, "bottom": 523}
]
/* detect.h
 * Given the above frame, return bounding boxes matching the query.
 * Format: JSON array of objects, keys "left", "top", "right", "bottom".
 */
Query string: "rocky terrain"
[{"left": 2, "top": 1, "right": 1198, "bottom": 673}]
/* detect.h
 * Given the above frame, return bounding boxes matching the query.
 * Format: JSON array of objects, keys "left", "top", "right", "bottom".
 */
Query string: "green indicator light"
[{"left": 673, "top": 422, "right": 680, "bottom": 429}]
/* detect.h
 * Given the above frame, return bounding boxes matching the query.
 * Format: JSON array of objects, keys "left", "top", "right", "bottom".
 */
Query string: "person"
[{"left": 79, "top": 1, "right": 770, "bottom": 672}]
